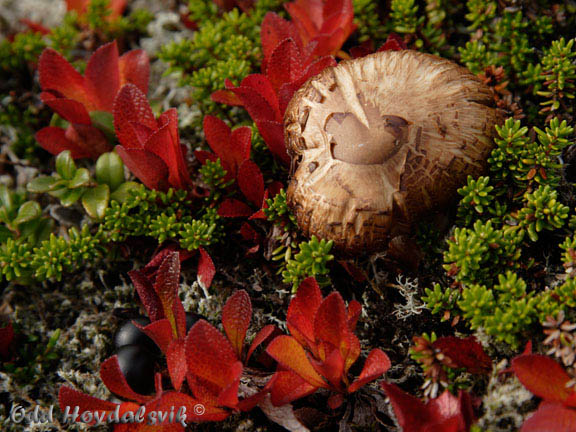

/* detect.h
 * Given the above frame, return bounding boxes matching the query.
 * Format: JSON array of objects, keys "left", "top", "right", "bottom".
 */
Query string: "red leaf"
[
  {"left": 203, "top": 115, "right": 234, "bottom": 173},
  {"left": 211, "top": 89, "right": 243, "bottom": 106},
  {"left": 119, "top": 49, "right": 150, "bottom": 95},
  {"left": 129, "top": 269, "right": 163, "bottom": 322},
  {"left": 267, "top": 335, "right": 327, "bottom": 388},
  {"left": 311, "top": 348, "right": 345, "bottom": 389},
  {"left": 152, "top": 390, "right": 230, "bottom": 423},
  {"left": 0, "top": 322, "right": 14, "bottom": 359},
  {"left": 265, "top": 38, "right": 303, "bottom": 92},
  {"left": 40, "top": 92, "right": 91, "bottom": 125},
  {"left": 428, "top": 390, "right": 477, "bottom": 432},
  {"left": 260, "top": 13, "right": 301, "bottom": 67},
  {"left": 432, "top": 336, "right": 492, "bottom": 374},
  {"left": 216, "top": 361, "right": 243, "bottom": 409},
  {"left": 65, "top": 124, "right": 112, "bottom": 158},
  {"left": 194, "top": 150, "right": 218, "bottom": 166},
  {"left": 269, "top": 370, "right": 319, "bottom": 406},
  {"left": 236, "top": 388, "right": 269, "bottom": 412},
  {"left": 247, "top": 324, "right": 277, "bottom": 363},
  {"left": 255, "top": 120, "right": 290, "bottom": 165},
  {"left": 185, "top": 320, "right": 238, "bottom": 390},
  {"left": 197, "top": 247, "right": 215, "bottom": 289},
  {"left": 287, "top": 277, "right": 323, "bottom": 349},
  {"left": 284, "top": 0, "right": 322, "bottom": 45},
  {"left": 512, "top": 354, "right": 573, "bottom": 403},
  {"left": 328, "top": 393, "right": 345, "bottom": 409},
  {"left": 347, "top": 300, "right": 362, "bottom": 331},
  {"left": 378, "top": 33, "right": 407, "bottom": 52},
  {"left": 38, "top": 48, "right": 93, "bottom": 110},
  {"left": 521, "top": 401, "right": 576, "bottom": 432},
  {"left": 227, "top": 78, "right": 281, "bottom": 123},
  {"left": 36, "top": 127, "right": 92, "bottom": 159},
  {"left": 58, "top": 386, "right": 117, "bottom": 419},
  {"left": 218, "top": 199, "right": 254, "bottom": 218},
  {"left": 237, "top": 160, "right": 264, "bottom": 206},
  {"left": 231, "top": 75, "right": 281, "bottom": 120},
  {"left": 381, "top": 382, "right": 430, "bottom": 431},
  {"left": 144, "top": 115, "right": 189, "bottom": 190},
  {"left": 222, "top": 290, "right": 252, "bottom": 359},
  {"left": 85, "top": 41, "right": 120, "bottom": 112},
  {"left": 100, "top": 356, "right": 152, "bottom": 403},
  {"left": 154, "top": 252, "right": 186, "bottom": 338},
  {"left": 113, "top": 84, "right": 157, "bottom": 148},
  {"left": 115, "top": 146, "right": 168, "bottom": 191},
  {"left": 166, "top": 338, "right": 187, "bottom": 391},
  {"left": 240, "top": 222, "right": 261, "bottom": 244},
  {"left": 138, "top": 319, "right": 173, "bottom": 353},
  {"left": 348, "top": 349, "right": 391, "bottom": 393},
  {"left": 230, "top": 126, "right": 252, "bottom": 171}
]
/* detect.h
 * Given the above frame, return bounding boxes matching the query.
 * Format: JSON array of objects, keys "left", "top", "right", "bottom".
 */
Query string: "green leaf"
[
  {"left": 89, "top": 111, "right": 115, "bottom": 141},
  {"left": 0, "top": 225, "right": 13, "bottom": 242},
  {"left": 110, "top": 181, "right": 141, "bottom": 202},
  {"left": 56, "top": 188, "right": 85, "bottom": 206},
  {"left": 82, "top": 184, "right": 110, "bottom": 219},
  {"left": 95, "top": 152, "right": 125, "bottom": 191},
  {"left": 27, "top": 176, "right": 57, "bottom": 193},
  {"left": 13, "top": 201, "right": 41, "bottom": 226},
  {"left": 55, "top": 150, "right": 77, "bottom": 180},
  {"left": 68, "top": 168, "right": 91, "bottom": 189},
  {"left": 0, "top": 185, "right": 13, "bottom": 211}
]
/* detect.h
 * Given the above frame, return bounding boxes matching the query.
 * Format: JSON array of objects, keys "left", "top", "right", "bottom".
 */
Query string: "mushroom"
[{"left": 284, "top": 50, "right": 503, "bottom": 253}]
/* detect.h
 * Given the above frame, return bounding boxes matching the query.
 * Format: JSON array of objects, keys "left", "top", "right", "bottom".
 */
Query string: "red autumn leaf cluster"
[
  {"left": 113, "top": 84, "right": 190, "bottom": 191},
  {"left": 196, "top": 115, "right": 283, "bottom": 223},
  {"left": 37, "top": 41, "right": 149, "bottom": 159},
  {"left": 512, "top": 354, "right": 576, "bottom": 431},
  {"left": 59, "top": 252, "right": 276, "bottom": 429},
  {"left": 0, "top": 320, "right": 14, "bottom": 360},
  {"left": 266, "top": 277, "right": 391, "bottom": 409},
  {"left": 66, "top": 0, "right": 127, "bottom": 21},
  {"left": 350, "top": 33, "right": 408, "bottom": 59},
  {"left": 211, "top": 1, "right": 347, "bottom": 164},
  {"left": 431, "top": 336, "right": 493, "bottom": 374},
  {"left": 185, "top": 290, "right": 276, "bottom": 416},
  {"left": 284, "top": 0, "right": 356, "bottom": 57},
  {"left": 381, "top": 382, "right": 477, "bottom": 432}
]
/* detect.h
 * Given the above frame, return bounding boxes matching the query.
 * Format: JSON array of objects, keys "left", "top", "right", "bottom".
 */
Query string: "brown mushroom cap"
[{"left": 284, "top": 50, "right": 504, "bottom": 253}]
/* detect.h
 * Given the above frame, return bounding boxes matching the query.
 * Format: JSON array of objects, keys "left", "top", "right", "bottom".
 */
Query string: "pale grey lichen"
[{"left": 477, "top": 359, "right": 536, "bottom": 431}]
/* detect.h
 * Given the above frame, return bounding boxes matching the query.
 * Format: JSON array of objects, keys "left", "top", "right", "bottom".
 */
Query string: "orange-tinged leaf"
[
  {"left": 310, "top": 348, "right": 345, "bottom": 390},
  {"left": 129, "top": 269, "right": 163, "bottom": 322},
  {"left": 266, "top": 335, "right": 327, "bottom": 388},
  {"left": 154, "top": 252, "right": 184, "bottom": 338},
  {"left": 222, "top": 290, "right": 252, "bottom": 359},
  {"left": 348, "top": 349, "right": 391, "bottom": 393},
  {"left": 512, "top": 354, "right": 573, "bottom": 403},
  {"left": 314, "top": 292, "right": 348, "bottom": 350},
  {"left": 119, "top": 49, "right": 150, "bottom": 95},
  {"left": 269, "top": 370, "right": 319, "bottom": 406},
  {"left": 287, "top": 277, "right": 323, "bottom": 349},
  {"left": 261, "top": 13, "right": 301, "bottom": 65},
  {"left": 185, "top": 320, "right": 238, "bottom": 390}
]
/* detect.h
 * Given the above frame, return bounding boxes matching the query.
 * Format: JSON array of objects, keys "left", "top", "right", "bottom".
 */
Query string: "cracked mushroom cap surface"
[{"left": 284, "top": 49, "right": 504, "bottom": 253}]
